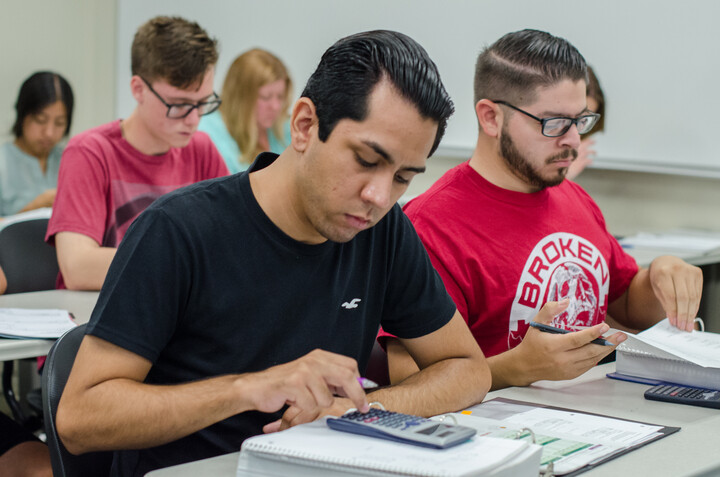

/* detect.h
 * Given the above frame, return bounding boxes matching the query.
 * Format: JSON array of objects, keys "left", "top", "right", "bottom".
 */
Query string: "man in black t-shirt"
[{"left": 57, "top": 30, "right": 493, "bottom": 476}]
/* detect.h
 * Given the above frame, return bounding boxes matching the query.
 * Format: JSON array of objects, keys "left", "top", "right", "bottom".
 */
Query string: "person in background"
[
  {"left": 382, "top": 29, "right": 701, "bottom": 390},
  {"left": 566, "top": 66, "right": 604, "bottom": 180},
  {"left": 57, "top": 30, "right": 490, "bottom": 476},
  {"left": 199, "top": 48, "right": 292, "bottom": 173},
  {"left": 0, "top": 72, "right": 73, "bottom": 216},
  {"left": 46, "top": 16, "right": 229, "bottom": 291},
  {"left": 0, "top": 411, "right": 51, "bottom": 477}
]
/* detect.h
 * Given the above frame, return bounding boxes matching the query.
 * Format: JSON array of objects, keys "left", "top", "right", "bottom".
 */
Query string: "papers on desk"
[
  {"left": 238, "top": 417, "right": 542, "bottom": 476},
  {"left": 618, "top": 231, "right": 720, "bottom": 253},
  {"left": 447, "top": 398, "right": 678, "bottom": 476},
  {"left": 0, "top": 308, "right": 77, "bottom": 339},
  {"left": 614, "top": 318, "right": 720, "bottom": 389},
  {"left": 0, "top": 207, "right": 52, "bottom": 231}
]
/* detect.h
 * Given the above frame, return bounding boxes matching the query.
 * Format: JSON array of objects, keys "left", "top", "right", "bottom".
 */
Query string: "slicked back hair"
[
  {"left": 302, "top": 30, "right": 454, "bottom": 157},
  {"left": 474, "top": 29, "right": 587, "bottom": 107},
  {"left": 131, "top": 16, "right": 218, "bottom": 89}
]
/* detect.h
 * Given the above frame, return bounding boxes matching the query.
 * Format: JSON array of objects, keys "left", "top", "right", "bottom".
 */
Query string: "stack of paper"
[{"left": 0, "top": 308, "right": 76, "bottom": 339}]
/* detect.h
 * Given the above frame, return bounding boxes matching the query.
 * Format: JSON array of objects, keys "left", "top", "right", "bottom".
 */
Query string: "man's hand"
[
  {"left": 495, "top": 300, "right": 626, "bottom": 387},
  {"left": 263, "top": 397, "right": 355, "bottom": 433},
  {"left": 648, "top": 255, "right": 703, "bottom": 331},
  {"left": 240, "top": 349, "right": 368, "bottom": 432}
]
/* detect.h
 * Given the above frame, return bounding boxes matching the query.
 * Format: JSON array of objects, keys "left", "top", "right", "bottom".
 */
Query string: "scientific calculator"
[
  {"left": 326, "top": 408, "right": 477, "bottom": 449},
  {"left": 644, "top": 384, "right": 720, "bottom": 409}
]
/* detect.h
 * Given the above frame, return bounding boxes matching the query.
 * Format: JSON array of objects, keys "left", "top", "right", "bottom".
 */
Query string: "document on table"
[
  {"left": 0, "top": 308, "right": 77, "bottom": 339},
  {"left": 623, "top": 318, "right": 720, "bottom": 368},
  {"left": 438, "top": 398, "right": 678, "bottom": 476}
]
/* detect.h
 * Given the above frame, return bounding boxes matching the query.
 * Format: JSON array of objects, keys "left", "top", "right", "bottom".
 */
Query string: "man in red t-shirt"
[
  {"left": 46, "top": 16, "right": 229, "bottom": 290},
  {"left": 382, "top": 29, "right": 702, "bottom": 389}
]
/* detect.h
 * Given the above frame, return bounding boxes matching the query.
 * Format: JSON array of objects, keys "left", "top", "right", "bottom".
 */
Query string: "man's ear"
[
  {"left": 290, "top": 97, "right": 317, "bottom": 153},
  {"left": 130, "top": 76, "right": 145, "bottom": 104},
  {"left": 475, "top": 99, "right": 503, "bottom": 138}
]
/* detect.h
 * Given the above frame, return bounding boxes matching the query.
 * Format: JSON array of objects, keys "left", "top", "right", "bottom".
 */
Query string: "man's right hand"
[
  {"left": 491, "top": 300, "right": 627, "bottom": 388},
  {"left": 239, "top": 349, "right": 369, "bottom": 428}
]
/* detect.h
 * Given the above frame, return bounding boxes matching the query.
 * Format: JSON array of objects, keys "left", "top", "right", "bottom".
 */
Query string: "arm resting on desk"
[
  {"left": 57, "top": 335, "right": 370, "bottom": 454},
  {"left": 55, "top": 232, "right": 116, "bottom": 291},
  {"left": 274, "top": 311, "right": 492, "bottom": 432},
  {"left": 387, "top": 302, "right": 623, "bottom": 391},
  {"left": 609, "top": 255, "right": 702, "bottom": 332}
]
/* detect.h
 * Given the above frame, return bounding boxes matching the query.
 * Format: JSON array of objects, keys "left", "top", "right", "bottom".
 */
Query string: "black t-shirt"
[{"left": 86, "top": 153, "right": 456, "bottom": 476}]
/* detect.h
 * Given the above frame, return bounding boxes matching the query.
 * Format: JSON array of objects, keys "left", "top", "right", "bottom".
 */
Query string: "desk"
[
  {"left": 145, "top": 363, "right": 720, "bottom": 477},
  {"left": 0, "top": 290, "right": 99, "bottom": 360}
]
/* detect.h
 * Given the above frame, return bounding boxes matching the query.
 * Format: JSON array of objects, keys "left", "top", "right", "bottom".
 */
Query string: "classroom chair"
[
  {"left": 0, "top": 218, "right": 59, "bottom": 294},
  {"left": 42, "top": 323, "right": 113, "bottom": 477},
  {"left": 0, "top": 218, "right": 59, "bottom": 427}
]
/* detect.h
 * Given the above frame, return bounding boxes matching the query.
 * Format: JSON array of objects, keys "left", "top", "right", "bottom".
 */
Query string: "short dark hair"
[
  {"left": 12, "top": 71, "right": 74, "bottom": 138},
  {"left": 474, "top": 29, "right": 587, "bottom": 106},
  {"left": 301, "top": 30, "right": 454, "bottom": 157},
  {"left": 131, "top": 16, "right": 218, "bottom": 89},
  {"left": 585, "top": 66, "right": 605, "bottom": 135}
]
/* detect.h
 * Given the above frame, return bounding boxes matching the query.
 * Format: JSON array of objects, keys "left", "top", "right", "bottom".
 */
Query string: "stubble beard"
[{"left": 499, "top": 128, "right": 578, "bottom": 190}]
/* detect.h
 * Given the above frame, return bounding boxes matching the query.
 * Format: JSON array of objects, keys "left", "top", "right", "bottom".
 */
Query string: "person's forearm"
[
  {"left": 18, "top": 189, "right": 56, "bottom": 213},
  {"left": 367, "top": 355, "right": 490, "bottom": 417},
  {"left": 612, "top": 269, "right": 665, "bottom": 330},
  {"left": 59, "top": 247, "right": 116, "bottom": 290},
  {"left": 57, "top": 374, "right": 254, "bottom": 454}
]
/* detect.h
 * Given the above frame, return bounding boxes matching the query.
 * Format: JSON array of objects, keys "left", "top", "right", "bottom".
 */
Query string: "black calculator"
[
  {"left": 644, "top": 384, "right": 720, "bottom": 409},
  {"left": 326, "top": 408, "right": 476, "bottom": 449}
]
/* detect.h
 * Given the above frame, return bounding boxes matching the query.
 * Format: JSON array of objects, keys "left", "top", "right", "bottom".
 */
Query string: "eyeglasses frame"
[
  {"left": 491, "top": 100, "right": 600, "bottom": 138},
  {"left": 139, "top": 76, "right": 221, "bottom": 119}
]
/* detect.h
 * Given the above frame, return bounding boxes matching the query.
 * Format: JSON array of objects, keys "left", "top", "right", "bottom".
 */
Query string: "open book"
[
  {"left": 0, "top": 308, "right": 76, "bottom": 339},
  {"left": 613, "top": 318, "right": 720, "bottom": 389},
  {"left": 237, "top": 417, "right": 542, "bottom": 477}
]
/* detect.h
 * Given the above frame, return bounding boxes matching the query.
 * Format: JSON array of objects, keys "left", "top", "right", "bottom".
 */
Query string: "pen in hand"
[{"left": 528, "top": 321, "right": 614, "bottom": 346}]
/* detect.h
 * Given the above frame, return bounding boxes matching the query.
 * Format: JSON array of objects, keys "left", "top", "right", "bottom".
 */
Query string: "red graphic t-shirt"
[
  {"left": 380, "top": 161, "right": 638, "bottom": 358},
  {"left": 47, "top": 120, "right": 229, "bottom": 288}
]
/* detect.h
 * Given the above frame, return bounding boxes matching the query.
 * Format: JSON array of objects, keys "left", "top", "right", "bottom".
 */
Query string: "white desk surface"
[
  {"left": 145, "top": 363, "right": 720, "bottom": 477},
  {"left": 0, "top": 290, "right": 99, "bottom": 361}
]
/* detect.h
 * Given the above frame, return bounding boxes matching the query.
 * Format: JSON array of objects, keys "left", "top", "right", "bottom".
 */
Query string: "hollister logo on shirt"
[{"left": 508, "top": 232, "right": 610, "bottom": 349}]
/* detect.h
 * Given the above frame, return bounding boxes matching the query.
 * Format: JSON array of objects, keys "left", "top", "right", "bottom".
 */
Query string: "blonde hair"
[{"left": 220, "top": 49, "right": 292, "bottom": 164}]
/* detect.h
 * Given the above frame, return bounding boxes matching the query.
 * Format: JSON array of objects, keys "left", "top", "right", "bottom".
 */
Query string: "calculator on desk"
[
  {"left": 644, "top": 384, "right": 720, "bottom": 409},
  {"left": 326, "top": 409, "right": 477, "bottom": 449}
]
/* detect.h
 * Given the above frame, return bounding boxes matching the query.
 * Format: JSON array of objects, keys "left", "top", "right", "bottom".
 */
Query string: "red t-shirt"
[
  {"left": 380, "top": 162, "right": 638, "bottom": 358},
  {"left": 47, "top": 120, "right": 229, "bottom": 288}
]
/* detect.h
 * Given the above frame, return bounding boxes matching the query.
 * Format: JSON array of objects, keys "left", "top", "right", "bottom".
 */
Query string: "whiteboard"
[{"left": 116, "top": 0, "right": 720, "bottom": 176}]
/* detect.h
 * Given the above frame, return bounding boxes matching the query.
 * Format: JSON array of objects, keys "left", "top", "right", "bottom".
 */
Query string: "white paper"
[
  {"left": 0, "top": 308, "right": 77, "bottom": 339},
  {"left": 618, "top": 231, "right": 720, "bottom": 252},
  {"left": 456, "top": 399, "right": 666, "bottom": 475},
  {"left": 625, "top": 318, "right": 720, "bottom": 368}
]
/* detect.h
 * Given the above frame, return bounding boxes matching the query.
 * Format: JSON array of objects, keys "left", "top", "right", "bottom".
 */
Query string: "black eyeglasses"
[
  {"left": 140, "top": 77, "right": 221, "bottom": 119},
  {"left": 492, "top": 100, "right": 600, "bottom": 137}
]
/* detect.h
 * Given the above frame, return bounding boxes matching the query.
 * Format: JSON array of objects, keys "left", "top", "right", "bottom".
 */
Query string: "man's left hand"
[
  {"left": 649, "top": 255, "right": 703, "bottom": 331},
  {"left": 263, "top": 397, "right": 355, "bottom": 433}
]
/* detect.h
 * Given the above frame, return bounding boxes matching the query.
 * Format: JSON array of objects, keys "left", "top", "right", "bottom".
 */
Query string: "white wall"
[
  {"left": 0, "top": 0, "right": 117, "bottom": 141},
  {"left": 3, "top": 0, "right": 720, "bottom": 240}
]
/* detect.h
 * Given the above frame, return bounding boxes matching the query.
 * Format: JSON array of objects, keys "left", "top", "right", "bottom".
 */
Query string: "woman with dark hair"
[{"left": 0, "top": 71, "right": 74, "bottom": 216}]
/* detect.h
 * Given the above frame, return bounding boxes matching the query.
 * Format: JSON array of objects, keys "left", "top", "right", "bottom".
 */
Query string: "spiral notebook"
[{"left": 237, "top": 417, "right": 542, "bottom": 477}]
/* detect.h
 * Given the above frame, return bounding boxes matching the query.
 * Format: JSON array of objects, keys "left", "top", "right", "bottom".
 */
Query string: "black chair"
[
  {"left": 42, "top": 324, "right": 112, "bottom": 477},
  {"left": 0, "top": 218, "right": 59, "bottom": 294},
  {"left": 0, "top": 218, "right": 59, "bottom": 426}
]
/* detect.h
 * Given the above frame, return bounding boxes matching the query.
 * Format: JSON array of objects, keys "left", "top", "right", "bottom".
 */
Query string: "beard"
[{"left": 499, "top": 127, "right": 578, "bottom": 190}]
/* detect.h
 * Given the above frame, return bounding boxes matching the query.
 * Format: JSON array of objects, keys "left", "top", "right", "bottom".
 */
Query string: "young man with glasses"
[
  {"left": 382, "top": 29, "right": 702, "bottom": 389},
  {"left": 46, "top": 16, "right": 229, "bottom": 290}
]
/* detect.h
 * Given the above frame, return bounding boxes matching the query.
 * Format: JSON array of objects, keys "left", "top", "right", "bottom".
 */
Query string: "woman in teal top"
[
  {"left": 199, "top": 49, "right": 292, "bottom": 174},
  {"left": 0, "top": 71, "right": 74, "bottom": 216}
]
